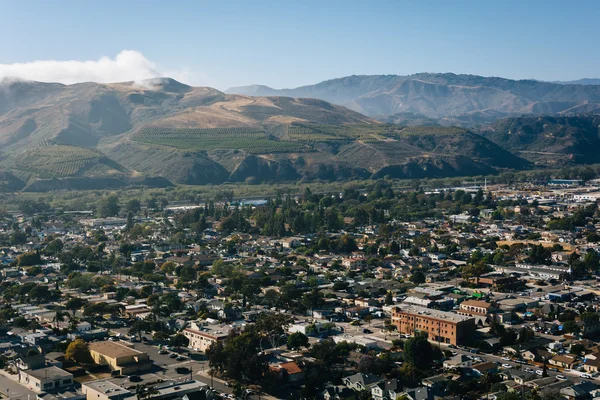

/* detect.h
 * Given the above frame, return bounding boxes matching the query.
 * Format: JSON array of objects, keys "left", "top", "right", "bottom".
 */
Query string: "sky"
[{"left": 1, "top": 0, "right": 599, "bottom": 90}]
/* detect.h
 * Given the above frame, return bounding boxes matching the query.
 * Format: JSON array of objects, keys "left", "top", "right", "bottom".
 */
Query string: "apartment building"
[
  {"left": 183, "top": 325, "right": 232, "bottom": 352},
  {"left": 391, "top": 305, "right": 475, "bottom": 345}
]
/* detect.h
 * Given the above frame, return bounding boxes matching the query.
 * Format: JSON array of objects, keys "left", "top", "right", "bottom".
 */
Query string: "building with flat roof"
[
  {"left": 391, "top": 305, "right": 475, "bottom": 346},
  {"left": 88, "top": 341, "right": 151, "bottom": 375},
  {"left": 81, "top": 380, "right": 132, "bottom": 400},
  {"left": 18, "top": 366, "right": 73, "bottom": 393},
  {"left": 183, "top": 325, "right": 232, "bottom": 352}
]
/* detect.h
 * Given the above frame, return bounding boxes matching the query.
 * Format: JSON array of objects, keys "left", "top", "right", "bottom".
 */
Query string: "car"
[
  {"left": 176, "top": 356, "right": 187, "bottom": 361},
  {"left": 580, "top": 373, "right": 592, "bottom": 379},
  {"left": 502, "top": 364, "right": 512, "bottom": 369},
  {"left": 169, "top": 353, "right": 178, "bottom": 358},
  {"left": 362, "top": 328, "right": 372, "bottom": 334},
  {"left": 128, "top": 375, "right": 142, "bottom": 382},
  {"left": 109, "top": 337, "right": 118, "bottom": 341},
  {"left": 159, "top": 349, "right": 169, "bottom": 355},
  {"left": 556, "top": 375, "right": 566, "bottom": 380},
  {"left": 535, "top": 370, "right": 543, "bottom": 376},
  {"left": 524, "top": 368, "right": 533, "bottom": 373},
  {"left": 175, "top": 367, "right": 191, "bottom": 374},
  {"left": 501, "top": 357, "right": 511, "bottom": 361},
  {"left": 447, "top": 344, "right": 457, "bottom": 349}
]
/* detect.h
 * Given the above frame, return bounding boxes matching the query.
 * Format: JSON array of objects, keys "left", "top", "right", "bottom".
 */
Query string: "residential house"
[
  {"left": 18, "top": 366, "right": 73, "bottom": 393},
  {"left": 371, "top": 378, "right": 398, "bottom": 400},
  {"left": 342, "top": 373, "right": 381, "bottom": 392},
  {"left": 443, "top": 354, "right": 472, "bottom": 370},
  {"left": 560, "top": 381, "right": 598, "bottom": 400},
  {"left": 549, "top": 354, "right": 578, "bottom": 369}
]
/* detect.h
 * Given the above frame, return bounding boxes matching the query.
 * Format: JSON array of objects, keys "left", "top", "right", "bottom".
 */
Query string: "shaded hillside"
[
  {"left": 102, "top": 124, "right": 527, "bottom": 185},
  {"left": 480, "top": 115, "right": 600, "bottom": 166},
  {"left": 227, "top": 73, "right": 600, "bottom": 121}
]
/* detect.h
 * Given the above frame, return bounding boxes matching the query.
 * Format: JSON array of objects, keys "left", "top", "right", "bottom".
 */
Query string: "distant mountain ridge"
[
  {"left": 554, "top": 78, "right": 600, "bottom": 85},
  {"left": 0, "top": 77, "right": 598, "bottom": 192},
  {"left": 227, "top": 73, "right": 600, "bottom": 121}
]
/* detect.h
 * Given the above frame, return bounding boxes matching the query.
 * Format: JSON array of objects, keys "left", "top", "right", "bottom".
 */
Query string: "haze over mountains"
[
  {"left": 227, "top": 73, "right": 600, "bottom": 125},
  {"left": 0, "top": 74, "right": 598, "bottom": 192}
]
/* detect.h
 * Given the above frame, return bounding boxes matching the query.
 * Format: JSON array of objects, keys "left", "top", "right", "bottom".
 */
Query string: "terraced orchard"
[
  {"left": 133, "top": 127, "right": 308, "bottom": 153},
  {"left": 11, "top": 146, "right": 108, "bottom": 177}
]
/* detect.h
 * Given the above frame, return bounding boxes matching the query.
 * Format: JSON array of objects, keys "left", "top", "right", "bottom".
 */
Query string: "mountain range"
[
  {"left": 227, "top": 73, "right": 600, "bottom": 124},
  {"left": 0, "top": 75, "right": 598, "bottom": 192}
]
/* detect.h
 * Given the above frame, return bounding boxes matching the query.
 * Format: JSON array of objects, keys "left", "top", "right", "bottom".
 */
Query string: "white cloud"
[{"left": 0, "top": 50, "right": 204, "bottom": 86}]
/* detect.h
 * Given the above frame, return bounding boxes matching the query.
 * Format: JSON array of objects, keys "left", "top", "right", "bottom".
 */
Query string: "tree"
[
  {"left": 66, "top": 297, "right": 87, "bottom": 318},
  {"left": 287, "top": 332, "right": 309, "bottom": 351},
  {"left": 17, "top": 251, "right": 42, "bottom": 266},
  {"left": 53, "top": 309, "right": 69, "bottom": 328},
  {"left": 97, "top": 195, "right": 120, "bottom": 217},
  {"left": 129, "top": 320, "right": 151, "bottom": 341},
  {"left": 256, "top": 313, "right": 292, "bottom": 350},
  {"left": 403, "top": 335, "right": 433, "bottom": 372},
  {"left": 570, "top": 343, "right": 585, "bottom": 355},
  {"left": 65, "top": 338, "right": 93, "bottom": 364},
  {"left": 410, "top": 271, "right": 425, "bottom": 284},
  {"left": 385, "top": 291, "right": 393, "bottom": 305},
  {"left": 170, "top": 333, "right": 190, "bottom": 349},
  {"left": 126, "top": 199, "right": 142, "bottom": 214}
]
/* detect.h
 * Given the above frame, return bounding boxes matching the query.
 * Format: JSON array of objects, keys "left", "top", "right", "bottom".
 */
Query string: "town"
[{"left": 2, "top": 178, "right": 600, "bottom": 400}]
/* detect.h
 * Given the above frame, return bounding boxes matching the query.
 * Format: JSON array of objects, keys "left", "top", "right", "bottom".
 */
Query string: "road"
[
  {"left": 0, "top": 370, "right": 37, "bottom": 400},
  {"left": 107, "top": 328, "right": 273, "bottom": 398}
]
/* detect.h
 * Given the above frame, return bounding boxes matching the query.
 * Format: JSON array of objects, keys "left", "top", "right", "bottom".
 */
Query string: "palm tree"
[
  {"left": 53, "top": 309, "right": 69, "bottom": 329},
  {"left": 481, "top": 372, "right": 493, "bottom": 399}
]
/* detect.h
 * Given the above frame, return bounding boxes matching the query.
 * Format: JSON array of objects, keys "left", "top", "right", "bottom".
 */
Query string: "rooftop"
[
  {"left": 88, "top": 341, "right": 144, "bottom": 359},
  {"left": 83, "top": 380, "right": 131, "bottom": 397},
  {"left": 394, "top": 305, "right": 474, "bottom": 323},
  {"left": 27, "top": 366, "right": 72, "bottom": 380}
]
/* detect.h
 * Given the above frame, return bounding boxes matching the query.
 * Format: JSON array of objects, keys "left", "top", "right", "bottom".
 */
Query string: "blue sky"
[{"left": 1, "top": 0, "right": 599, "bottom": 89}]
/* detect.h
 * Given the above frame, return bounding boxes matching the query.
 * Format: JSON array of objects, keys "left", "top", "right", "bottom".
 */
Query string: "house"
[
  {"left": 15, "top": 354, "right": 46, "bottom": 370},
  {"left": 18, "top": 366, "right": 73, "bottom": 393},
  {"left": 549, "top": 354, "right": 578, "bottom": 369},
  {"left": 471, "top": 361, "right": 498, "bottom": 377},
  {"left": 560, "top": 381, "right": 598, "bottom": 400},
  {"left": 397, "top": 386, "right": 436, "bottom": 400},
  {"left": 371, "top": 378, "right": 398, "bottom": 400},
  {"left": 443, "top": 354, "right": 472, "bottom": 370},
  {"left": 272, "top": 361, "right": 304, "bottom": 384},
  {"left": 322, "top": 385, "right": 354, "bottom": 400},
  {"left": 342, "top": 373, "right": 381, "bottom": 392},
  {"left": 584, "top": 357, "right": 600, "bottom": 373}
]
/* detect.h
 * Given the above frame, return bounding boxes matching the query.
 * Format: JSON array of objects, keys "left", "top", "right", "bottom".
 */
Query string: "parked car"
[
  {"left": 159, "top": 349, "right": 168, "bottom": 355},
  {"left": 176, "top": 356, "right": 187, "bottom": 361},
  {"left": 169, "top": 353, "right": 178, "bottom": 358},
  {"left": 129, "top": 375, "right": 142, "bottom": 382},
  {"left": 556, "top": 375, "right": 566, "bottom": 380},
  {"left": 175, "top": 367, "right": 190, "bottom": 374}
]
